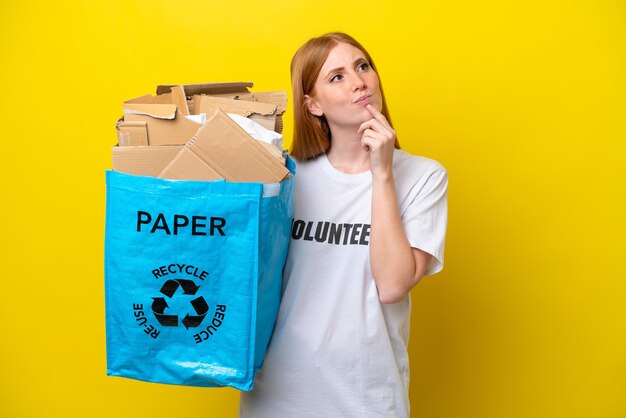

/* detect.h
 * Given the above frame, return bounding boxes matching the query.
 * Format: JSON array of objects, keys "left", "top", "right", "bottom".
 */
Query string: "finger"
[
  {"left": 360, "top": 126, "right": 395, "bottom": 151},
  {"left": 361, "top": 134, "right": 373, "bottom": 151},
  {"left": 361, "top": 130, "right": 384, "bottom": 150},
  {"left": 366, "top": 104, "right": 392, "bottom": 129},
  {"left": 358, "top": 118, "right": 388, "bottom": 135},
  {"left": 361, "top": 136, "right": 373, "bottom": 152}
]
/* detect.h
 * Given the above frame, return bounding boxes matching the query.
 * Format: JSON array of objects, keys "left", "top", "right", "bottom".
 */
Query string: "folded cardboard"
[
  {"left": 193, "top": 95, "right": 278, "bottom": 132},
  {"left": 158, "top": 109, "right": 290, "bottom": 183},
  {"left": 257, "top": 141, "right": 286, "bottom": 165},
  {"left": 113, "top": 82, "right": 289, "bottom": 182},
  {"left": 122, "top": 109, "right": 203, "bottom": 146},
  {"left": 158, "top": 147, "right": 222, "bottom": 181},
  {"left": 251, "top": 91, "right": 288, "bottom": 133},
  {"left": 117, "top": 121, "right": 148, "bottom": 146},
  {"left": 170, "top": 85, "right": 190, "bottom": 116},
  {"left": 156, "top": 82, "right": 254, "bottom": 97},
  {"left": 125, "top": 93, "right": 174, "bottom": 104},
  {"left": 123, "top": 103, "right": 177, "bottom": 119},
  {"left": 112, "top": 145, "right": 183, "bottom": 177},
  {"left": 227, "top": 113, "right": 284, "bottom": 151},
  {"left": 155, "top": 82, "right": 287, "bottom": 133},
  {"left": 118, "top": 83, "right": 286, "bottom": 146}
]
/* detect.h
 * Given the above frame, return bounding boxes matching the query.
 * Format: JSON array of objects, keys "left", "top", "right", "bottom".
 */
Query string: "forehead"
[{"left": 320, "top": 42, "right": 367, "bottom": 73}]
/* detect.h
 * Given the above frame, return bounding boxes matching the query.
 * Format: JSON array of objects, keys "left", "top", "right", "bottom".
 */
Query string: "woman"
[{"left": 239, "top": 32, "right": 448, "bottom": 418}]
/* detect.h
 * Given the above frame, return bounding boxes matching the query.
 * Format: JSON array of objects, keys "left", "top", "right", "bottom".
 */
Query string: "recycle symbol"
[{"left": 151, "top": 279, "right": 208, "bottom": 329}]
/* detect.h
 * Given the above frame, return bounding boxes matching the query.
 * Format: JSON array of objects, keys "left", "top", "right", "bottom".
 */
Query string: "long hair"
[{"left": 290, "top": 32, "right": 399, "bottom": 160}]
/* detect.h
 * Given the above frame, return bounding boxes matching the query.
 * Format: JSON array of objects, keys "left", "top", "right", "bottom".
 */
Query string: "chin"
[
  {"left": 371, "top": 100, "right": 384, "bottom": 113},
  {"left": 354, "top": 113, "right": 371, "bottom": 125}
]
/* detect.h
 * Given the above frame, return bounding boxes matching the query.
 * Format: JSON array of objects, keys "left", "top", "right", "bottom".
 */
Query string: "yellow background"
[{"left": 1, "top": 0, "right": 624, "bottom": 417}]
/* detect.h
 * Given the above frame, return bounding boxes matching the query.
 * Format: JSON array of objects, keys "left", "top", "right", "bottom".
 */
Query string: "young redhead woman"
[{"left": 239, "top": 33, "right": 448, "bottom": 418}]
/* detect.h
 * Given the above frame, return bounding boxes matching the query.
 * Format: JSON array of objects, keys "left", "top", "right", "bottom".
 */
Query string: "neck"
[{"left": 325, "top": 125, "right": 371, "bottom": 174}]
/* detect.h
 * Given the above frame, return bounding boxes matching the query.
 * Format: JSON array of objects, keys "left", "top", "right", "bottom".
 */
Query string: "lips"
[{"left": 353, "top": 94, "right": 372, "bottom": 105}]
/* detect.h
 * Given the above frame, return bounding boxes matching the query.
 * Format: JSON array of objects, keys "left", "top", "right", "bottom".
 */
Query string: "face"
[{"left": 306, "top": 42, "right": 383, "bottom": 130}]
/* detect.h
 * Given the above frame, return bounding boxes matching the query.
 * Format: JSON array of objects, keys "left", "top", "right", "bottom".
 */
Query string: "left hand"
[{"left": 358, "top": 104, "right": 396, "bottom": 179}]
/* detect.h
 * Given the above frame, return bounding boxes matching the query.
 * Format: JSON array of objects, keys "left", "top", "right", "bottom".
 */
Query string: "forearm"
[
  {"left": 361, "top": 104, "right": 432, "bottom": 302},
  {"left": 370, "top": 174, "right": 420, "bottom": 304}
]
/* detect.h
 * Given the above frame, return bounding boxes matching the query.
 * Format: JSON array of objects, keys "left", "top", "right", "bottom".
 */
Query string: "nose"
[{"left": 351, "top": 73, "right": 366, "bottom": 91}]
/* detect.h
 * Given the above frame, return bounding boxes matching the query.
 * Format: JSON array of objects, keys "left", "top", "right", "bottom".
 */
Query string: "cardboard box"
[{"left": 158, "top": 109, "right": 290, "bottom": 183}]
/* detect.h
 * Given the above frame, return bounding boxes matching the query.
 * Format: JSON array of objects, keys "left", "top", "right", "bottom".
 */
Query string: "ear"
[{"left": 305, "top": 94, "right": 324, "bottom": 117}]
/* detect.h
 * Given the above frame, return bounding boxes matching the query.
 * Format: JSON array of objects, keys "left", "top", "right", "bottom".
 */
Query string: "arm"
[
  {"left": 370, "top": 174, "right": 432, "bottom": 303},
  {"left": 360, "top": 105, "right": 433, "bottom": 304}
]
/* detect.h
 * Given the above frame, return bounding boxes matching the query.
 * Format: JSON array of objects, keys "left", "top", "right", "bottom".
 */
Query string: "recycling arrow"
[
  {"left": 177, "top": 279, "right": 200, "bottom": 295},
  {"left": 182, "top": 296, "right": 209, "bottom": 329},
  {"left": 159, "top": 279, "right": 200, "bottom": 297},
  {"left": 152, "top": 297, "right": 178, "bottom": 327}
]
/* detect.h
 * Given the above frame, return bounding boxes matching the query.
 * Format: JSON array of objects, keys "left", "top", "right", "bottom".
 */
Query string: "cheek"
[
  {"left": 370, "top": 76, "right": 381, "bottom": 94},
  {"left": 329, "top": 87, "right": 349, "bottom": 101},
  {"left": 371, "top": 80, "right": 383, "bottom": 107},
  {"left": 320, "top": 91, "right": 347, "bottom": 110}
]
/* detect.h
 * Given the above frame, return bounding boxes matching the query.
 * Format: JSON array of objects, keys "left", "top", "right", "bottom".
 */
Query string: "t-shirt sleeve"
[{"left": 401, "top": 168, "right": 448, "bottom": 276}]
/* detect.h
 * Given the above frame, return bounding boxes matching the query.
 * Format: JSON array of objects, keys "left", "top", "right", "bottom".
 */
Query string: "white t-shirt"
[{"left": 239, "top": 149, "right": 448, "bottom": 418}]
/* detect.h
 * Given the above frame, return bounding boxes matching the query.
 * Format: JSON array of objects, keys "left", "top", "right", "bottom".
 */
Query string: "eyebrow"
[{"left": 323, "top": 57, "right": 369, "bottom": 79}]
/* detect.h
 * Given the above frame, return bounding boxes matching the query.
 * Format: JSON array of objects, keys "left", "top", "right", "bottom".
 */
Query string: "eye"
[
  {"left": 330, "top": 73, "right": 343, "bottom": 82},
  {"left": 357, "top": 62, "right": 371, "bottom": 72}
]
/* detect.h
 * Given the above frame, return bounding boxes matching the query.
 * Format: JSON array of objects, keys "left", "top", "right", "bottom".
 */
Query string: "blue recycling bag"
[{"left": 104, "top": 158, "right": 295, "bottom": 391}]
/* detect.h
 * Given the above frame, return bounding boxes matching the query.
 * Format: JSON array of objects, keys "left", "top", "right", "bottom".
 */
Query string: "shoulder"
[
  {"left": 292, "top": 154, "right": 324, "bottom": 174},
  {"left": 392, "top": 149, "right": 447, "bottom": 182}
]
